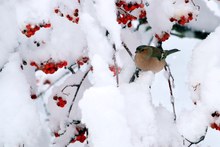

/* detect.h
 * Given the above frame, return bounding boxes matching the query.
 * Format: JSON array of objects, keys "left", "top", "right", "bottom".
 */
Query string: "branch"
[
  {"left": 37, "top": 71, "right": 71, "bottom": 97},
  {"left": 164, "top": 64, "right": 176, "bottom": 122},
  {"left": 122, "top": 41, "right": 133, "bottom": 59},
  {"left": 106, "top": 30, "right": 120, "bottom": 87},
  {"left": 171, "top": 24, "right": 209, "bottom": 40},
  {"left": 183, "top": 127, "right": 208, "bottom": 147},
  {"left": 67, "top": 69, "right": 90, "bottom": 117},
  {"left": 112, "top": 44, "right": 120, "bottom": 87}
]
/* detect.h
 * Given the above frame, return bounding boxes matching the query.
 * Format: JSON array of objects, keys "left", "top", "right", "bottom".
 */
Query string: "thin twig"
[
  {"left": 67, "top": 69, "right": 90, "bottom": 117},
  {"left": 129, "top": 68, "right": 140, "bottom": 83},
  {"left": 184, "top": 127, "right": 208, "bottom": 147},
  {"left": 122, "top": 41, "right": 133, "bottom": 59},
  {"left": 105, "top": 30, "right": 120, "bottom": 87},
  {"left": 37, "top": 71, "right": 71, "bottom": 97},
  {"left": 61, "top": 84, "right": 79, "bottom": 96},
  {"left": 113, "top": 44, "right": 119, "bottom": 87},
  {"left": 164, "top": 64, "right": 176, "bottom": 122}
]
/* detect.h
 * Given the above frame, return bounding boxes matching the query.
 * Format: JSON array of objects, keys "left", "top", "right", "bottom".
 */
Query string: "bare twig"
[
  {"left": 183, "top": 127, "right": 208, "bottom": 147},
  {"left": 164, "top": 64, "right": 176, "bottom": 122},
  {"left": 112, "top": 44, "right": 120, "bottom": 87},
  {"left": 67, "top": 69, "right": 90, "bottom": 117},
  {"left": 129, "top": 68, "right": 140, "bottom": 83},
  {"left": 105, "top": 30, "right": 120, "bottom": 87},
  {"left": 122, "top": 41, "right": 133, "bottom": 59},
  {"left": 61, "top": 84, "right": 79, "bottom": 96},
  {"left": 37, "top": 71, "right": 71, "bottom": 97}
]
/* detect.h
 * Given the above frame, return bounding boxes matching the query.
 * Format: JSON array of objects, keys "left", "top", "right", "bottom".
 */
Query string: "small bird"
[{"left": 134, "top": 45, "right": 179, "bottom": 73}]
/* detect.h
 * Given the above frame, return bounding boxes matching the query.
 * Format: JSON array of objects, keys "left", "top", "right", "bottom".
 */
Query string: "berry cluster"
[
  {"left": 54, "top": 8, "right": 79, "bottom": 24},
  {"left": 70, "top": 126, "right": 87, "bottom": 143},
  {"left": 77, "top": 57, "right": 89, "bottom": 67},
  {"left": 169, "top": 13, "right": 193, "bottom": 25},
  {"left": 116, "top": 1, "right": 144, "bottom": 12},
  {"left": 116, "top": 0, "right": 146, "bottom": 28},
  {"left": 30, "top": 60, "right": 68, "bottom": 74},
  {"left": 155, "top": 32, "right": 170, "bottom": 42},
  {"left": 53, "top": 95, "right": 67, "bottom": 108},
  {"left": 22, "top": 23, "right": 51, "bottom": 38},
  {"left": 210, "top": 123, "right": 220, "bottom": 131},
  {"left": 109, "top": 65, "right": 121, "bottom": 76}
]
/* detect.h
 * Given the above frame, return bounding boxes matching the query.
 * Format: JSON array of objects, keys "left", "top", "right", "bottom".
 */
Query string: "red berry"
[
  {"left": 31, "top": 94, "right": 37, "bottom": 99},
  {"left": 139, "top": 3, "right": 144, "bottom": 8},
  {"left": 53, "top": 96, "right": 58, "bottom": 100},
  {"left": 76, "top": 134, "right": 86, "bottom": 143},
  {"left": 43, "top": 23, "right": 51, "bottom": 28},
  {"left": 75, "top": 17, "right": 79, "bottom": 23},
  {"left": 26, "top": 24, "right": 31, "bottom": 30},
  {"left": 54, "top": 132, "right": 60, "bottom": 137},
  {"left": 170, "top": 17, "right": 177, "bottom": 22},
  {"left": 127, "top": 21, "right": 132, "bottom": 28},
  {"left": 43, "top": 79, "right": 51, "bottom": 85},
  {"left": 62, "top": 61, "right": 68, "bottom": 66},
  {"left": 54, "top": 9, "right": 59, "bottom": 13}
]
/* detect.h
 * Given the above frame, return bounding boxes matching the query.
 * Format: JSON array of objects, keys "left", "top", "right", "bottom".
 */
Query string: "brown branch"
[{"left": 164, "top": 64, "right": 176, "bottom": 122}]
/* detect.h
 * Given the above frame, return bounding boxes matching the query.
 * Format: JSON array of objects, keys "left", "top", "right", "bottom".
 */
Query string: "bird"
[{"left": 134, "top": 45, "right": 179, "bottom": 73}]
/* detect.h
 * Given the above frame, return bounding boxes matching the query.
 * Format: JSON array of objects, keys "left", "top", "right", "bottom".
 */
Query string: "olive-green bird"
[{"left": 134, "top": 45, "right": 179, "bottom": 73}]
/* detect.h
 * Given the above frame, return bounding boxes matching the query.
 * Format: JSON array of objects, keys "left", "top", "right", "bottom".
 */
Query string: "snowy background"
[{"left": 0, "top": 0, "right": 220, "bottom": 147}]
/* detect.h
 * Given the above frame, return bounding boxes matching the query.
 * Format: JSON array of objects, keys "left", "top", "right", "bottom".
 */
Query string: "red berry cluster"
[
  {"left": 53, "top": 95, "right": 67, "bottom": 108},
  {"left": 116, "top": 0, "right": 146, "bottom": 28},
  {"left": 54, "top": 8, "right": 79, "bottom": 24},
  {"left": 77, "top": 57, "right": 89, "bottom": 67},
  {"left": 116, "top": 1, "right": 144, "bottom": 12},
  {"left": 70, "top": 126, "right": 87, "bottom": 143},
  {"left": 117, "top": 13, "right": 137, "bottom": 28},
  {"left": 169, "top": 13, "right": 193, "bottom": 25},
  {"left": 210, "top": 122, "right": 220, "bottom": 131},
  {"left": 30, "top": 60, "right": 68, "bottom": 74},
  {"left": 22, "top": 23, "right": 51, "bottom": 38},
  {"left": 155, "top": 32, "right": 170, "bottom": 42},
  {"left": 109, "top": 65, "right": 121, "bottom": 76}
]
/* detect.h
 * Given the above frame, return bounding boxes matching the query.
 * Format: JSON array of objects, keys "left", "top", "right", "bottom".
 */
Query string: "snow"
[
  {"left": 147, "top": 0, "right": 199, "bottom": 35},
  {"left": 0, "top": 2, "right": 19, "bottom": 68},
  {"left": 80, "top": 86, "right": 133, "bottom": 147},
  {"left": 1, "top": 0, "right": 220, "bottom": 146},
  {"left": 0, "top": 53, "right": 49, "bottom": 147},
  {"left": 188, "top": 0, "right": 220, "bottom": 32}
]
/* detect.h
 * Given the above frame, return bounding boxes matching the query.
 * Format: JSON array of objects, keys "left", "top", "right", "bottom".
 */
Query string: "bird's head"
[
  {"left": 135, "top": 45, "right": 148, "bottom": 53},
  {"left": 135, "top": 45, "right": 180, "bottom": 60}
]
